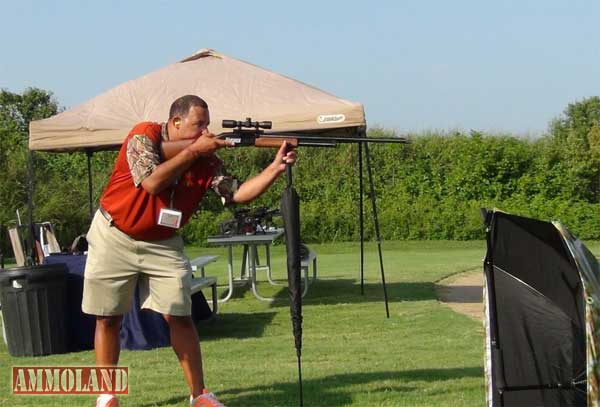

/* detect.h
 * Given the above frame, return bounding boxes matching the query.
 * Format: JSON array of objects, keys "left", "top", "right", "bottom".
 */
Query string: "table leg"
[
  {"left": 249, "top": 243, "right": 274, "bottom": 302},
  {"left": 265, "top": 244, "right": 281, "bottom": 285},
  {"left": 301, "top": 262, "right": 310, "bottom": 298},
  {"left": 240, "top": 245, "right": 248, "bottom": 279},
  {"left": 218, "top": 246, "right": 235, "bottom": 303}
]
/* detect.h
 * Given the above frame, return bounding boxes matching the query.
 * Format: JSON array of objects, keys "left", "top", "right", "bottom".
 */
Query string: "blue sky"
[{"left": 1, "top": 0, "right": 599, "bottom": 136}]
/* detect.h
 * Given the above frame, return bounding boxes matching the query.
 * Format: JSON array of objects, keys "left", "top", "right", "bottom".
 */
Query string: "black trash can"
[{"left": 0, "top": 263, "right": 68, "bottom": 356}]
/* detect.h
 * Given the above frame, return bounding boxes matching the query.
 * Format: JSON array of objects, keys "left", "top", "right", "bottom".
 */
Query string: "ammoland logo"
[{"left": 12, "top": 366, "right": 128, "bottom": 395}]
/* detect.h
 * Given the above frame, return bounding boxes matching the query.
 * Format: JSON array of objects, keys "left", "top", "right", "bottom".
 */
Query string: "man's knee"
[
  {"left": 163, "top": 314, "right": 193, "bottom": 328},
  {"left": 96, "top": 315, "right": 123, "bottom": 329}
]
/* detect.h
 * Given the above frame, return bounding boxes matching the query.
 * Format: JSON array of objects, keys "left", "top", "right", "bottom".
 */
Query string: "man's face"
[{"left": 175, "top": 105, "right": 210, "bottom": 139}]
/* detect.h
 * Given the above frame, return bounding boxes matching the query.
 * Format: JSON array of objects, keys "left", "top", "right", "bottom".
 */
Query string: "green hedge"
[
  {"left": 13, "top": 129, "right": 600, "bottom": 249},
  {"left": 181, "top": 128, "right": 600, "bottom": 243}
]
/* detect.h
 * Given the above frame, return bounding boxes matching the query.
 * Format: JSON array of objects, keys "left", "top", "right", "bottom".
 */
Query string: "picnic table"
[
  {"left": 207, "top": 230, "right": 284, "bottom": 302},
  {"left": 207, "top": 230, "right": 318, "bottom": 301}
]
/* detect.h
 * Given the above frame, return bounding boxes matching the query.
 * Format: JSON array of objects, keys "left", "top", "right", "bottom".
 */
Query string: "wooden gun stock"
[{"left": 254, "top": 138, "right": 298, "bottom": 148}]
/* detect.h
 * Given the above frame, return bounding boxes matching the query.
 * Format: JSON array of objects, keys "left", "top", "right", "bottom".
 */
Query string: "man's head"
[{"left": 168, "top": 95, "right": 210, "bottom": 140}]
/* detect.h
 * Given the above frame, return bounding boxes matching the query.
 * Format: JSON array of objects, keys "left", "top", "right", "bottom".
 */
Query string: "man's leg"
[
  {"left": 163, "top": 314, "right": 204, "bottom": 397},
  {"left": 95, "top": 315, "right": 123, "bottom": 366}
]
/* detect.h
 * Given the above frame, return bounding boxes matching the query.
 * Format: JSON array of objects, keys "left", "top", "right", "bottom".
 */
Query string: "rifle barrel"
[
  {"left": 265, "top": 134, "right": 408, "bottom": 144},
  {"left": 217, "top": 131, "right": 408, "bottom": 145}
]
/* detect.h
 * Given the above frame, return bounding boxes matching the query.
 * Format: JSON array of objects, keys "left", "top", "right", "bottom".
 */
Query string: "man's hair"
[{"left": 169, "top": 95, "right": 208, "bottom": 119}]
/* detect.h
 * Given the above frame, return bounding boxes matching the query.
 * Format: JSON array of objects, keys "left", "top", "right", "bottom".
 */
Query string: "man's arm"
[
  {"left": 161, "top": 138, "right": 196, "bottom": 160},
  {"left": 232, "top": 141, "right": 297, "bottom": 204},
  {"left": 142, "top": 131, "right": 232, "bottom": 195}
]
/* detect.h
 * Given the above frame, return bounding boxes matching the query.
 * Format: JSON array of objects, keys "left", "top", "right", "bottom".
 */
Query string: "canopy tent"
[
  {"left": 482, "top": 209, "right": 600, "bottom": 407},
  {"left": 29, "top": 48, "right": 366, "bottom": 152},
  {"left": 27, "top": 48, "right": 390, "bottom": 309}
]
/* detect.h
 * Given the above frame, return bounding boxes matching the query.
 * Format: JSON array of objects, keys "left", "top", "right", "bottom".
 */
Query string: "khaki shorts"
[{"left": 82, "top": 210, "right": 193, "bottom": 316}]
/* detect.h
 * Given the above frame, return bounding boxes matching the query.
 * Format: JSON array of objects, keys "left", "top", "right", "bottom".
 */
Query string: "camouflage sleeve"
[
  {"left": 211, "top": 163, "right": 240, "bottom": 206},
  {"left": 126, "top": 134, "right": 161, "bottom": 187}
]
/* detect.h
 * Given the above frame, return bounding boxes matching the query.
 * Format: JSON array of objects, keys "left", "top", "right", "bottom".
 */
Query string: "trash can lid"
[{"left": 0, "top": 263, "right": 68, "bottom": 285}]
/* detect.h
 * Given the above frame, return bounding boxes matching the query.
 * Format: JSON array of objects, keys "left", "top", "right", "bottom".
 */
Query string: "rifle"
[
  {"left": 161, "top": 118, "right": 407, "bottom": 159},
  {"left": 219, "top": 206, "right": 280, "bottom": 236},
  {"left": 218, "top": 117, "right": 408, "bottom": 148}
]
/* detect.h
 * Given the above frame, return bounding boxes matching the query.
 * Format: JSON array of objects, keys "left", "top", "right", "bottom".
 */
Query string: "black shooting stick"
[{"left": 280, "top": 148, "right": 304, "bottom": 407}]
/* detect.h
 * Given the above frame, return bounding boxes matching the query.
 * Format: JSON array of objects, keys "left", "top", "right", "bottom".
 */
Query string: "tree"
[
  {"left": 548, "top": 96, "right": 600, "bottom": 202},
  {"left": 0, "top": 88, "right": 60, "bottom": 256}
]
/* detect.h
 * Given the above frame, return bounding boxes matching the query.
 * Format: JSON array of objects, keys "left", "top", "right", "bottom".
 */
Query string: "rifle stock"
[{"left": 255, "top": 137, "right": 299, "bottom": 148}]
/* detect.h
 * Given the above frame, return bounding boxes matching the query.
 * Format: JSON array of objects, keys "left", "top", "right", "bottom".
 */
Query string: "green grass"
[{"left": 0, "top": 240, "right": 550, "bottom": 406}]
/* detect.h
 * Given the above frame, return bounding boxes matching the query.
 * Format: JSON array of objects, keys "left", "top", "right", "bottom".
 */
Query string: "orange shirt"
[{"left": 100, "top": 122, "right": 219, "bottom": 241}]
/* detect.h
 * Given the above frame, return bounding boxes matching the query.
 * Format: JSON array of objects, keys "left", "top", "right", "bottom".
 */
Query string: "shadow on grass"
[
  {"left": 215, "top": 280, "right": 253, "bottom": 301},
  {"left": 266, "top": 279, "right": 436, "bottom": 308},
  {"left": 196, "top": 311, "right": 276, "bottom": 341},
  {"left": 137, "top": 367, "right": 483, "bottom": 406},
  {"left": 435, "top": 284, "right": 483, "bottom": 303},
  {"left": 223, "top": 367, "right": 483, "bottom": 406}
]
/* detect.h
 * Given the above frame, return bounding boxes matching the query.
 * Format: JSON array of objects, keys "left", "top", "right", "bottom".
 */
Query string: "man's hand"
[
  {"left": 269, "top": 141, "right": 298, "bottom": 174},
  {"left": 187, "top": 130, "right": 234, "bottom": 158}
]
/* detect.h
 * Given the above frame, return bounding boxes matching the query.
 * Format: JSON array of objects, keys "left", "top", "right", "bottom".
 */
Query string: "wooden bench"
[
  {"left": 189, "top": 255, "right": 219, "bottom": 316},
  {"left": 301, "top": 248, "right": 317, "bottom": 298}
]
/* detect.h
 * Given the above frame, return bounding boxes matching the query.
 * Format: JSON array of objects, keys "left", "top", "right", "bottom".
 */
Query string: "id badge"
[{"left": 157, "top": 208, "right": 183, "bottom": 229}]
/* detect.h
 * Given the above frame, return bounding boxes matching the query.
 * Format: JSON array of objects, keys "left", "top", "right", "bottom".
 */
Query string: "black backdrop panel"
[
  {"left": 494, "top": 267, "right": 586, "bottom": 406},
  {"left": 492, "top": 214, "right": 584, "bottom": 331},
  {"left": 487, "top": 212, "right": 587, "bottom": 406}
]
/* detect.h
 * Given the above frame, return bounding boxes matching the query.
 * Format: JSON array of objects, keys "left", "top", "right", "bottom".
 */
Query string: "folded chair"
[
  {"left": 36, "top": 222, "right": 61, "bottom": 257},
  {"left": 7, "top": 226, "right": 26, "bottom": 267}
]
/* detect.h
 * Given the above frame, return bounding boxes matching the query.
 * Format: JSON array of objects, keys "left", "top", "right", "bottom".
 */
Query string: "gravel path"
[{"left": 435, "top": 270, "right": 484, "bottom": 321}]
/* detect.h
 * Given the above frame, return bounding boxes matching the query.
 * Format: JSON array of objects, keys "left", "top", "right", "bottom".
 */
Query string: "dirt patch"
[{"left": 435, "top": 270, "right": 484, "bottom": 321}]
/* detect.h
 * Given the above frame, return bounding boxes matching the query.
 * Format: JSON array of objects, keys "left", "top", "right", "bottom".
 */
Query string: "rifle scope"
[{"left": 222, "top": 118, "right": 272, "bottom": 129}]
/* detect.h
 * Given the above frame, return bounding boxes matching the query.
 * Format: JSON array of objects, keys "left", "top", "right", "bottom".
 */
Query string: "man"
[{"left": 82, "top": 95, "right": 296, "bottom": 407}]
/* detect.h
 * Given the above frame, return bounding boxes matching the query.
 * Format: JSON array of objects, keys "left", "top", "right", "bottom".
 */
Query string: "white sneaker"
[
  {"left": 190, "top": 389, "right": 227, "bottom": 407},
  {"left": 96, "top": 394, "right": 120, "bottom": 407}
]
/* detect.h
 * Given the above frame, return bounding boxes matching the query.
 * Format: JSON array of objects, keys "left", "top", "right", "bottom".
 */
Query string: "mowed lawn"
[{"left": 3, "top": 239, "right": 591, "bottom": 406}]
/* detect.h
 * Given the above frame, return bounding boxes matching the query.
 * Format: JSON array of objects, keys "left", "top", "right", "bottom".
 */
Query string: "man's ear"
[{"left": 173, "top": 117, "right": 181, "bottom": 129}]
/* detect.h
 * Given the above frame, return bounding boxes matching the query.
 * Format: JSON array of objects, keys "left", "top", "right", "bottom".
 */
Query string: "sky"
[{"left": 1, "top": 0, "right": 599, "bottom": 136}]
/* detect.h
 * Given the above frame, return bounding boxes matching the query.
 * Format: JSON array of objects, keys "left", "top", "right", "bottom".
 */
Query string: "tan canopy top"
[{"left": 29, "top": 49, "right": 366, "bottom": 152}]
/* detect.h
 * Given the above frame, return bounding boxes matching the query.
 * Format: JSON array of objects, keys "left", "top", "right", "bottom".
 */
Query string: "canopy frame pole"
[
  {"left": 26, "top": 150, "right": 37, "bottom": 266},
  {"left": 86, "top": 150, "right": 94, "bottom": 221},
  {"left": 363, "top": 137, "right": 390, "bottom": 318},
  {"left": 358, "top": 142, "right": 365, "bottom": 295},
  {"left": 0, "top": 223, "right": 4, "bottom": 269}
]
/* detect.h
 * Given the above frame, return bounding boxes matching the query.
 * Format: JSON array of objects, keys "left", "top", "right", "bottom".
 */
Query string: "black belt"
[
  {"left": 98, "top": 206, "right": 131, "bottom": 237},
  {"left": 99, "top": 206, "right": 114, "bottom": 225}
]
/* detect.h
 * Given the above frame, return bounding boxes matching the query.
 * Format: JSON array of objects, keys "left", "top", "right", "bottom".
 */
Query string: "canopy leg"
[
  {"left": 26, "top": 150, "right": 36, "bottom": 266},
  {"left": 86, "top": 150, "right": 94, "bottom": 221},
  {"left": 358, "top": 142, "right": 365, "bottom": 295},
  {"left": 364, "top": 143, "right": 390, "bottom": 318}
]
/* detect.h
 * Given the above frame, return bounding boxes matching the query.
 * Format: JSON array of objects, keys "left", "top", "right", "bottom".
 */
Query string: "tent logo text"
[
  {"left": 317, "top": 114, "right": 345, "bottom": 124},
  {"left": 12, "top": 366, "right": 128, "bottom": 395}
]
